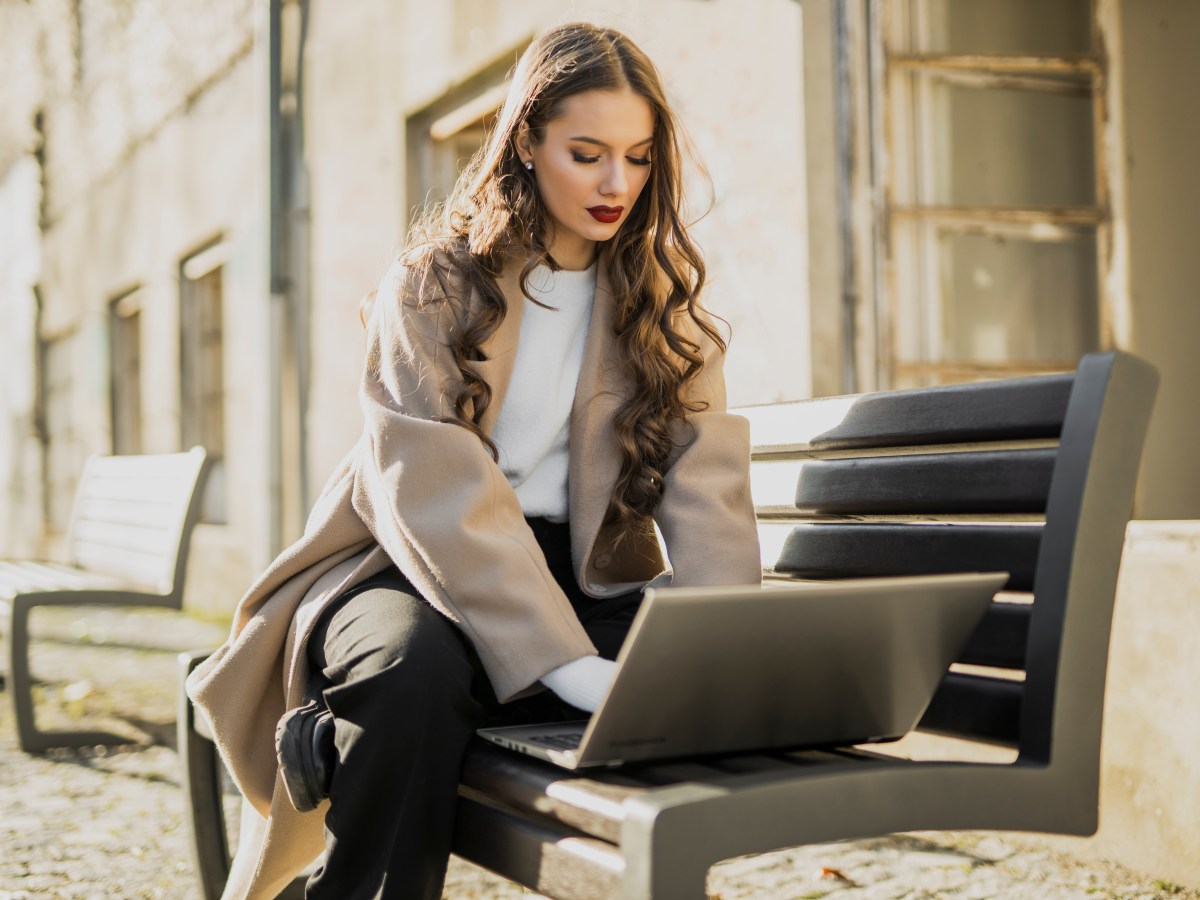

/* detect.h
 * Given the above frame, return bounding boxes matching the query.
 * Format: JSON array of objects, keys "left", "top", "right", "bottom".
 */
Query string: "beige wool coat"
[{"left": 186, "top": 247, "right": 762, "bottom": 899}]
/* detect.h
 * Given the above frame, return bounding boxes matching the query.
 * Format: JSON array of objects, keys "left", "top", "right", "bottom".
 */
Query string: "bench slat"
[
  {"left": 792, "top": 449, "right": 1056, "bottom": 514},
  {"left": 70, "top": 541, "right": 174, "bottom": 590},
  {"left": 74, "top": 495, "right": 184, "bottom": 530},
  {"left": 0, "top": 561, "right": 129, "bottom": 597},
  {"left": 458, "top": 743, "right": 867, "bottom": 847},
  {"left": 453, "top": 792, "right": 623, "bottom": 900},
  {"left": 80, "top": 478, "right": 193, "bottom": 504},
  {"left": 622, "top": 750, "right": 850, "bottom": 786},
  {"left": 738, "top": 373, "right": 1072, "bottom": 454},
  {"left": 71, "top": 520, "right": 180, "bottom": 557},
  {"left": 920, "top": 672, "right": 1023, "bottom": 746},
  {"left": 698, "top": 753, "right": 820, "bottom": 776},
  {"left": 960, "top": 600, "right": 1030, "bottom": 670},
  {"left": 84, "top": 452, "right": 205, "bottom": 480},
  {"left": 459, "top": 743, "right": 642, "bottom": 844},
  {"left": 753, "top": 455, "right": 1052, "bottom": 517},
  {"left": 774, "top": 523, "right": 1041, "bottom": 591}
]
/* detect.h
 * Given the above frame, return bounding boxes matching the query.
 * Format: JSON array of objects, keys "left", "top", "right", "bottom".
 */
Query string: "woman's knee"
[{"left": 317, "top": 587, "right": 479, "bottom": 698}]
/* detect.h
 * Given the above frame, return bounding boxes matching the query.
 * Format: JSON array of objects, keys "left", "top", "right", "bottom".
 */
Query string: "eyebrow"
[{"left": 569, "top": 136, "right": 654, "bottom": 149}]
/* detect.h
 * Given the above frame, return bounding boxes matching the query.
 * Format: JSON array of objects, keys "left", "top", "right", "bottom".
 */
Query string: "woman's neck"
[{"left": 547, "top": 233, "right": 599, "bottom": 271}]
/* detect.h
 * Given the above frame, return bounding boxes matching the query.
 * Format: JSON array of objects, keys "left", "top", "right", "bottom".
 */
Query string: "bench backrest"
[
  {"left": 64, "top": 447, "right": 209, "bottom": 598},
  {"left": 735, "top": 351, "right": 1157, "bottom": 769}
]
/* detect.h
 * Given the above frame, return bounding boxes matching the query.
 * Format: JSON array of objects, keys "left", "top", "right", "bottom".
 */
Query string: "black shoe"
[{"left": 275, "top": 697, "right": 336, "bottom": 813}]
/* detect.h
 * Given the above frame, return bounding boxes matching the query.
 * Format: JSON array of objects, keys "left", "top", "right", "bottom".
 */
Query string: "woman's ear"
[{"left": 514, "top": 124, "right": 533, "bottom": 166}]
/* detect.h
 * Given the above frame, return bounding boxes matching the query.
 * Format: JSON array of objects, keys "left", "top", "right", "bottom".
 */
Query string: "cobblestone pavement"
[{"left": 1, "top": 607, "right": 1194, "bottom": 900}]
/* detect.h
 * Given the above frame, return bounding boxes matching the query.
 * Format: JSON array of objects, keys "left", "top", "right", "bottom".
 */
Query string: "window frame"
[
  {"left": 108, "top": 286, "right": 144, "bottom": 455},
  {"left": 179, "top": 238, "right": 230, "bottom": 524},
  {"left": 852, "top": 0, "right": 1129, "bottom": 388},
  {"left": 39, "top": 329, "right": 84, "bottom": 535},
  {"left": 402, "top": 36, "right": 531, "bottom": 230}
]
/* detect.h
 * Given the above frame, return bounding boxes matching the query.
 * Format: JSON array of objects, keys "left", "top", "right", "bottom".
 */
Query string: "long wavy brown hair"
[{"left": 395, "top": 21, "right": 726, "bottom": 540}]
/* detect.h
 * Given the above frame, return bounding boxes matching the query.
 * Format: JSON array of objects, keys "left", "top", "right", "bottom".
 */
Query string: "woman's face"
[{"left": 517, "top": 88, "right": 655, "bottom": 271}]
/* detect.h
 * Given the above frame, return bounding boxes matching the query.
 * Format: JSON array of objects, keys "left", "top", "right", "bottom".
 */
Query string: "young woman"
[{"left": 187, "top": 21, "right": 760, "bottom": 900}]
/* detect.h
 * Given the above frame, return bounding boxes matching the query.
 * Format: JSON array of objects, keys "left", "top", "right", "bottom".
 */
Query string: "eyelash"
[{"left": 571, "top": 151, "right": 652, "bottom": 166}]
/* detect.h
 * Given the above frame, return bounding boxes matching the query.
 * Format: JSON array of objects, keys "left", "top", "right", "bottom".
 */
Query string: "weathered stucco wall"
[
  {"left": 0, "top": 2, "right": 48, "bottom": 560},
  {"left": 1043, "top": 522, "right": 1200, "bottom": 889},
  {"left": 1049, "top": 7, "right": 1200, "bottom": 876},
  {"left": 1119, "top": 0, "right": 1200, "bottom": 520},
  {"left": 301, "top": 1, "right": 409, "bottom": 510},
  {"left": 37, "top": 49, "right": 269, "bottom": 618},
  {"left": 0, "top": 158, "right": 44, "bottom": 560},
  {"left": 7, "top": 0, "right": 269, "bottom": 615}
]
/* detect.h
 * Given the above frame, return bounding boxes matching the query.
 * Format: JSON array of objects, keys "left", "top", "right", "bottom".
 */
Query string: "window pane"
[
  {"left": 894, "top": 77, "right": 1096, "bottom": 208},
  {"left": 180, "top": 264, "right": 225, "bottom": 459},
  {"left": 43, "top": 335, "right": 84, "bottom": 532},
  {"left": 892, "top": 0, "right": 1092, "bottom": 56},
  {"left": 938, "top": 232, "right": 1099, "bottom": 363},
  {"left": 180, "top": 257, "right": 228, "bottom": 525},
  {"left": 109, "top": 304, "right": 143, "bottom": 455}
]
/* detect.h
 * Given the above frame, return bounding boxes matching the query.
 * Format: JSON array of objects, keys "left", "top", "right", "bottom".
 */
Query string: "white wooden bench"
[
  {"left": 1, "top": 447, "right": 208, "bottom": 753},
  {"left": 179, "top": 351, "right": 1157, "bottom": 899}
]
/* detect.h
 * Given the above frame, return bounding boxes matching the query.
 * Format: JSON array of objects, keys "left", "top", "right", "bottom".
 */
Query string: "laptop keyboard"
[{"left": 528, "top": 731, "right": 585, "bottom": 750}]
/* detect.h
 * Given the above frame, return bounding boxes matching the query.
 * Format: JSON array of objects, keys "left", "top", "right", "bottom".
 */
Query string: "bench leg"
[
  {"left": 619, "top": 789, "right": 726, "bottom": 900},
  {"left": 177, "top": 651, "right": 309, "bottom": 900},
  {"left": 178, "top": 651, "right": 232, "bottom": 900},
  {"left": 6, "top": 595, "right": 132, "bottom": 754},
  {"left": 622, "top": 842, "right": 710, "bottom": 900}
]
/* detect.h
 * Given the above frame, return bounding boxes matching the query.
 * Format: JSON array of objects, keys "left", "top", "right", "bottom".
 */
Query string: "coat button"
[{"left": 594, "top": 553, "right": 611, "bottom": 569}]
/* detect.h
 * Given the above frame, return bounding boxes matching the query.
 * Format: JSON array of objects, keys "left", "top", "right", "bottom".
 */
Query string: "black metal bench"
[
  {"left": 178, "top": 350, "right": 1157, "bottom": 899},
  {"left": 1, "top": 447, "right": 208, "bottom": 754}
]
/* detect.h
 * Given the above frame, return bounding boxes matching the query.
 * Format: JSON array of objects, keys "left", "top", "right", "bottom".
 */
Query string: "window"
[
  {"left": 180, "top": 240, "right": 229, "bottom": 523},
  {"left": 109, "top": 287, "right": 143, "bottom": 455},
  {"left": 41, "top": 332, "right": 84, "bottom": 533},
  {"left": 404, "top": 46, "right": 519, "bottom": 225},
  {"left": 874, "top": 0, "right": 1120, "bottom": 387}
]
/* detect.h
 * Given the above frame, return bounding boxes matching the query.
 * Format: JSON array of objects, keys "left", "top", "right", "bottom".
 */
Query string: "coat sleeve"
[
  {"left": 352, "top": 258, "right": 596, "bottom": 702},
  {"left": 654, "top": 313, "right": 763, "bottom": 588}
]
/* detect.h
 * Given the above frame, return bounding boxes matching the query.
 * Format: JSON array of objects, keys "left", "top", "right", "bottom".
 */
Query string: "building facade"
[{"left": 0, "top": 0, "right": 1197, "bottom": 887}]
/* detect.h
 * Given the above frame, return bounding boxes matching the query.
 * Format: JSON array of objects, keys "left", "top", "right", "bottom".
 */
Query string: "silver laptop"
[{"left": 477, "top": 571, "right": 1008, "bottom": 769}]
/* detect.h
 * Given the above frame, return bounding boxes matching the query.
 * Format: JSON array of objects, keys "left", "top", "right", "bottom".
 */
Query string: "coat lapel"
[
  {"left": 464, "top": 265, "right": 524, "bottom": 437},
  {"left": 568, "top": 251, "right": 626, "bottom": 575}
]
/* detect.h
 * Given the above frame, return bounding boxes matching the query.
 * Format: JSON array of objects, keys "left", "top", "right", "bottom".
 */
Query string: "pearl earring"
[{"left": 524, "top": 160, "right": 534, "bottom": 171}]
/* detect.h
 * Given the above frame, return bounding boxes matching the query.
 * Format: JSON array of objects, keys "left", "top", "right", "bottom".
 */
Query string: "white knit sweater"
[{"left": 491, "top": 261, "right": 597, "bottom": 522}]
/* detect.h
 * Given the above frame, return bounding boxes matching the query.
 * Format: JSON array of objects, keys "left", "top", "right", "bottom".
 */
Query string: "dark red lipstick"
[{"left": 587, "top": 206, "right": 623, "bottom": 224}]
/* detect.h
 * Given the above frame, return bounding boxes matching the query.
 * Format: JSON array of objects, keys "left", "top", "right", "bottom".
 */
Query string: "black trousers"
[{"left": 303, "top": 517, "right": 642, "bottom": 900}]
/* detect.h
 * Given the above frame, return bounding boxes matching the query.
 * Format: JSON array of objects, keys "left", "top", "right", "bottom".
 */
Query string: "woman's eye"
[
  {"left": 627, "top": 156, "right": 652, "bottom": 167},
  {"left": 571, "top": 151, "right": 601, "bottom": 164}
]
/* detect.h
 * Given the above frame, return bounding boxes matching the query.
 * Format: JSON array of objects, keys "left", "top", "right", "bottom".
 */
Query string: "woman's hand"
[{"left": 540, "top": 656, "right": 618, "bottom": 713}]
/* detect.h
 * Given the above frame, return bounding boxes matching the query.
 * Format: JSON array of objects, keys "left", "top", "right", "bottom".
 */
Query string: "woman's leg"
[{"left": 305, "top": 583, "right": 489, "bottom": 900}]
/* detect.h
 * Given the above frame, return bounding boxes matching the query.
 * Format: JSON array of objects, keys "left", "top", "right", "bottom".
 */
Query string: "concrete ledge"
[{"left": 1043, "top": 519, "right": 1200, "bottom": 889}]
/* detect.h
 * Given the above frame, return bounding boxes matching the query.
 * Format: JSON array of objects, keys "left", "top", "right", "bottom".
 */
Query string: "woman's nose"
[{"left": 600, "top": 161, "right": 627, "bottom": 196}]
